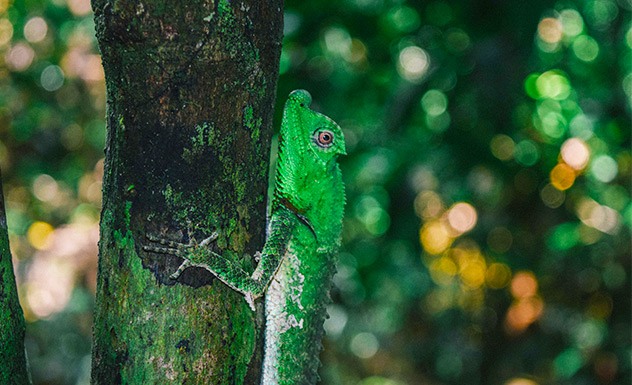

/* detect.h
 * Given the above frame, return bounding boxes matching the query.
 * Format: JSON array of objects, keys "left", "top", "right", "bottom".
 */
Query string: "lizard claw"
[
  {"left": 144, "top": 233, "right": 186, "bottom": 254},
  {"left": 244, "top": 292, "right": 256, "bottom": 312},
  {"left": 170, "top": 259, "right": 193, "bottom": 280},
  {"left": 142, "top": 244, "right": 179, "bottom": 254},
  {"left": 199, "top": 231, "right": 219, "bottom": 247}
]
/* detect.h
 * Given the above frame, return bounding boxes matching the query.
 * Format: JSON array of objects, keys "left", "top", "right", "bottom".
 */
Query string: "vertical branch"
[
  {"left": 0, "top": 169, "right": 31, "bottom": 385},
  {"left": 90, "top": 0, "right": 282, "bottom": 384}
]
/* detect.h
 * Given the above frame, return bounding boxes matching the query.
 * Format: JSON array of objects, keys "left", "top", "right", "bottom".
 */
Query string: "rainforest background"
[{"left": 0, "top": 0, "right": 629, "bottom": 384}]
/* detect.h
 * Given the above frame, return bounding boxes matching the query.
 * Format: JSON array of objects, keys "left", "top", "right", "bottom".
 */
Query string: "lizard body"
[{"left": 144, "top": 90, "right": 345, "bottom": 384}]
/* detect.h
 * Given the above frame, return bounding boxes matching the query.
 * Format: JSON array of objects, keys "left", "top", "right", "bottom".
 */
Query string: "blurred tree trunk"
[
  {"left": 0, "top": 171, "right": 31, "bottom": 385},
  {"left": 89, "top": 0, "right": 282, "bottom": 384}
]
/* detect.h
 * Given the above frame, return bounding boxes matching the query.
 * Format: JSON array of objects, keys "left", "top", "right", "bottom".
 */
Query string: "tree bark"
[
  {"left": 89, "top": 0, "right": 282, "bottom": 384},
  {"left": 0, "top": 170, "right": 31, "bottom": 385}
]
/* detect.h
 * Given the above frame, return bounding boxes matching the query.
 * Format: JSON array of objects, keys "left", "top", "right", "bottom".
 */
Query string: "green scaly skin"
[{"left": 144, "top": 90, "right": 346, "bottom": 384}]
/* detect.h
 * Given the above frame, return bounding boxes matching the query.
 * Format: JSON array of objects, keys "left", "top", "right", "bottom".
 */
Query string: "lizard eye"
[{"left": 314, "top": 130, "right": 334, "bottom": 148}]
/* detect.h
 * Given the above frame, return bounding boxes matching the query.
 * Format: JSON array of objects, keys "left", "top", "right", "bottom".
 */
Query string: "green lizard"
[{"left": 143, "top": 89, "right": 346, "bottom": 384}]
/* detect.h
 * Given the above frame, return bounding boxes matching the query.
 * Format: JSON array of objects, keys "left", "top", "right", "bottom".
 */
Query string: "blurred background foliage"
[{"left": 0, "top": 0, "right": 629, "bottom": 384}]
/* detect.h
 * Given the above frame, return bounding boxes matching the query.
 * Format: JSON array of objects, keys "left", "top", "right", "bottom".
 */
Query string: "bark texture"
[
  {"left": 0, "top": 171, "right": 31, "bottom": 385},
  {"left": 90, "top": 0, "right": 282, "bottom": 383}
]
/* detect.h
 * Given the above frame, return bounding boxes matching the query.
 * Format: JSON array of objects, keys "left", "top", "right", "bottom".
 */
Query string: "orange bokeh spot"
[
  {"left": 510, "top": 271, "right": 538, "bottom": 299},
  {"left": 550, "top": 162, "right": 576, "bottom": 191},
  {"left": 505, "top": 296, "right": 544, "bottom": 333}
]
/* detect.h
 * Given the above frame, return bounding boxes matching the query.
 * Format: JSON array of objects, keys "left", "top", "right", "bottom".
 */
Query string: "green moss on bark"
[{"left": 90, "top": 0, "right": 282, "bottom": 383}]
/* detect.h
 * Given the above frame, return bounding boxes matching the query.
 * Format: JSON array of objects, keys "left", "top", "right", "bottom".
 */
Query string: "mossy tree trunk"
[
  {"left": 89, "top": 0, "right": 282, "bottom": 384},
  {"left": 0, "top": 170, "right": 31, "bottom": 385}
]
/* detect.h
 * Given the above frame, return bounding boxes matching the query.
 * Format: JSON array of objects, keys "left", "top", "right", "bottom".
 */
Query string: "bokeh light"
[
  {"left": 397, "top": 46, "right": 430, "bottom": 83},
  {"left": 420, "top": 220, "right": 452, "bottom": 255},
  {"left": 560, "top": 137, "right": 590, "bottom": 170},
  {"left": 575, "top": 198, "right": 620, "bottom": 234},
  {"left": 538, "top": 17, "right": 563, "bottom": 44},
  {"left": 572, "top": 35, "right": 599, "bottom": 62},
  {"left": 24, "top": 17, "right": 48, "bottom": 43},
  {"left": 504, "top": 379, "right": 539, "bottom": 385},
  {"left": 510, "top": 271, "right": 538, "bottom": 299},
  {"left": 490, "top": 134, "right": 515, "bottom": 161},
  {"left": 41, "top": 65, "right": 65, "bottom": 91},
  {"left": 0, "top": 0, "right": 9, "bottom": 14},
  {"left": 384, "top": 5, "right": 420, "bottom": 34},
  {"left": 459, "top": 258, "right": 486, "bottom": 289},
  {"left": 445, "top": 28, "right": 471, "bottom": 54},
  {"left": 514, "top": 140, "right": 540, "bottom": 166},
  {"left": 540, "top": 183, "right": 566, "bottom": 208},
  {"left": 350, "top": 332, "right": 379, "bottom": 359},
  {"left": 485, "top": 263, "right": 512, "bottom": 289},
  {"left": 421, "top": 89, "right": 448, "bottom": 116},
  {"left": 589, "top": 155, "right": 618, "bottom": 183},
  {"left": 67, "top": 0, "right": 92, "bottom": 16},
  {"left": 550, "top": 162, "right": 576, "bottom": 191},
  {"left": 505, "top": 296, "right": 544, "bottom": 334},
  {"left": 414, "top": 190, "right": 444, "bottom": 219},
  {"left": 554, "top": 348, "right": 583, "bottom": 378},
  {"left": 324, "top": 27, "right": 352, "bottom": 58},
  {"left": 446, "top": 202, "right": 477, "bottom": 234},
  {"left": 32, "top": 174, "right": 60, "bottom": 202},
  {"left": 0, "top": 18, "right": 12, "bottom": 47},
  {"left": 6, "top": 42, "right": 35, "bottom": 71},
  {"left": 27, "top": 221, "right": 54, "bottom": 250},
  {"left": 535, "top": 70, "right": 571, "bottom": 100},
  {"left": 560, "top": 9, "right": 584, "bottom": 37},
  {"left": 585, "top": 0, "right": 618, "bottom": 30},
  {"left": 569, "top": 114, "right": 594, "bottom": 139}
]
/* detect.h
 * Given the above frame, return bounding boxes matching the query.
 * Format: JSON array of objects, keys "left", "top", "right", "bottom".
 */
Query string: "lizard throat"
[{"left": 279, "top": 198, "right": 318, "bottom": 241}]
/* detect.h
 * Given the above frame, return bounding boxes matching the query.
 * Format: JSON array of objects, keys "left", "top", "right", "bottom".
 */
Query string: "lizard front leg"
[
  {"left": 143, "top": 230, "right": 276, "bottom": 311},
  {"left": 142, "top": 206, "right": 299, "bottom": 310}
]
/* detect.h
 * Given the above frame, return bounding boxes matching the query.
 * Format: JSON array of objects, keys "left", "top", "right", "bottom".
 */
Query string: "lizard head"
[
  {"left": 283, "top": 89, "right": 346, "bottom": 166},
  {"left": 274, "top": 90, "right": 346, "bottom": 224}
]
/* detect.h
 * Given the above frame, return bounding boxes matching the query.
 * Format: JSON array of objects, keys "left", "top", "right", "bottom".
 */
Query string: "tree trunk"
[
  {"left": 89, "top": 0, "right": 282, "bottom": 384},
  {"left": 0, "top": 170, "right": 31, "bottom": 385}
]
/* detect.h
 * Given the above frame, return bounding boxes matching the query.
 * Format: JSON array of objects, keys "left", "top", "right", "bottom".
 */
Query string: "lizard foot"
[{"left": 143, "top": 231, "right": 219, "bottom": 279}]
